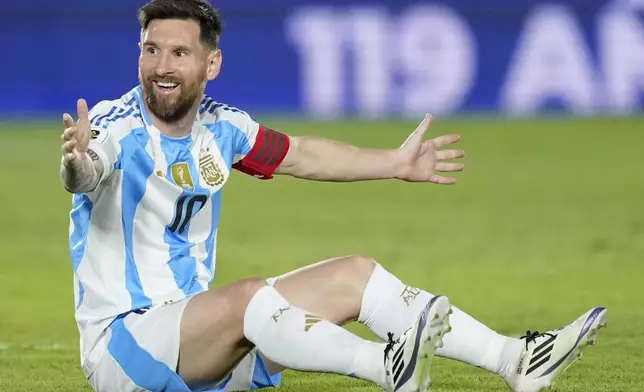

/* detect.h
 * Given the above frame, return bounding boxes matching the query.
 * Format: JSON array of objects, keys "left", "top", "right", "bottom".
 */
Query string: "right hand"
[{"left": 61, "top": 99, "right": 91, "bottom": 168}]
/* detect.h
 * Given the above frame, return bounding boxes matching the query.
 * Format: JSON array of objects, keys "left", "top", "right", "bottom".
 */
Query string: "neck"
[{"left": 145, "top": 101, "right": 200, "bottom": 138}]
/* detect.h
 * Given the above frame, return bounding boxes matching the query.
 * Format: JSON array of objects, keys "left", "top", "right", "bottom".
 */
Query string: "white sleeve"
[
  {"left": 87, "top": 101, "right": 122, "bottom": 183},
  {"left": 232, "top": 122, "right": 260, "bottom": 164},
  {"left": 212, "top": 106, "right": 261, "bottom": 164}
]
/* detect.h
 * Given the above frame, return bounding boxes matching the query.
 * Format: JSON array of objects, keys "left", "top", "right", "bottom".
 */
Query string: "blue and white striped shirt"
[{"left": 69, "top": 85, "right": 263, "bottom": 371}]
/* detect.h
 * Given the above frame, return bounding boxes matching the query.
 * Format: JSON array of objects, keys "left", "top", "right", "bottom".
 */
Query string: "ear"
[{"left": 206, "top": 49, "right": 222, "bottom": 81}]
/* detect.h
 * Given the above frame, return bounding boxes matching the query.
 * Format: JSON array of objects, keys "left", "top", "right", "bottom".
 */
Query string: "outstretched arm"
[
  {"left": 275, "top": 136, "right": 404, "bottom": 182},
  {"left": 275, "top": 115, "right": 465, "bottom": 184}
]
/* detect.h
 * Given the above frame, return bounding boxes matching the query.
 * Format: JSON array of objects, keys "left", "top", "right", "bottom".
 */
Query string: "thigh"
[{"left": 178, "top": 278, "right": 267, "bottom": 390}]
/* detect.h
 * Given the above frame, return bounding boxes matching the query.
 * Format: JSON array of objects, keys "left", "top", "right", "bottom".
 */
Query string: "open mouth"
[{"left": 154, "top": 81, "right": 180, "bottom": 92}]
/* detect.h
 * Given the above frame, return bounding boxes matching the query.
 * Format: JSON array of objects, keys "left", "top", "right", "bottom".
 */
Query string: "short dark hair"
[{"left": 138, "top": 0, "right": 223, "bottom": 49}]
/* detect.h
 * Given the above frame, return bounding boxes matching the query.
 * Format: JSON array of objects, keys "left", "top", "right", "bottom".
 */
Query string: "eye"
[
  {"left": 146, "top": 47, "right": 157, "bottom": 55},
  {"left": 174, "top": 50, "right": 187, "bottom": 58}
]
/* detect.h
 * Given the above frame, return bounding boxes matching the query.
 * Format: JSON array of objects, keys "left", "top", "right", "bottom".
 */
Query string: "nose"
[{"left": 154, "top": 52, "right": 175, "bottom": 76}]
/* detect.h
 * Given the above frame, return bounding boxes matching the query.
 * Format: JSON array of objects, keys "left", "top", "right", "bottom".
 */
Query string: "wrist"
[{"left": 389, "top": 149, "right": 408, "bottom": 179}]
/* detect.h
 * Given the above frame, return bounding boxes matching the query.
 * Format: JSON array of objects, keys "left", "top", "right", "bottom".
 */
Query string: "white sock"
[
  {"left": 358, "top": 263, "right": 524, "bottom": 379},
  {"left": 244, "top": 285, "right": 388, "bottom": 388}
]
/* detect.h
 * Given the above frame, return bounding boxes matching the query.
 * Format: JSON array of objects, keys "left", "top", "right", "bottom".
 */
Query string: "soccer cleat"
[
  {"left": 383, "top": 295, "right": 452, "bottom": 392},
  {"left": 504, "top": 307, "right": 608, "bottom": 392}
]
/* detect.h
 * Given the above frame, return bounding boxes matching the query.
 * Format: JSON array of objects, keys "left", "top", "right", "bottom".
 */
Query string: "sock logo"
[
  {"left": 271, "top": 306, "right": 291, "bottom": 323},
  {"left": 304, "top": 313, "right": 322, "bottom": 332},
  {"left": 526, "top": 334, "right": 557, "bottom": 375},
  {"left": 400, "top": 286, "right": 421, "bottom": 307}
]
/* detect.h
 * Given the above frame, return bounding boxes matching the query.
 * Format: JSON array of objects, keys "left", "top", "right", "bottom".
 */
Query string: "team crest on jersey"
[
  {"left": 199, "top": 149, "right": 225, "bottom": 187},
  {"left": 171, "top": 163, "right": 195, "bottom": 191}
]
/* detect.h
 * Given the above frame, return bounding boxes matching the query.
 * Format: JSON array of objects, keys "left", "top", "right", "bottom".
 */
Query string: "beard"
[{"left": 140, "top": 74, "right": 204, "bottom": 124}]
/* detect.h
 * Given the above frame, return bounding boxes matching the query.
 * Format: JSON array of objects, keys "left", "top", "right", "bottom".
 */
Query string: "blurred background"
[
  {"left": 1, "top": 0, "right": 643, "bottom": 391},
  {"left": 2, "top": 0, "right": 644, "bottom": 118}
]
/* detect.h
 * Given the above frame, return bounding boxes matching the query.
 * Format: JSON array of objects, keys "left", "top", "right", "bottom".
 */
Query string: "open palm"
[
  {"left": 396, "top": 114, "right": 465, "bottom": 184},
  {"left": 61, "top": 99, "right": 91, "bottom": 167}
]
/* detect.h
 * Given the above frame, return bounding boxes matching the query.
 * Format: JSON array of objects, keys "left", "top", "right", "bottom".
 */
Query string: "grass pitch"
[{"left": 0, "top": 115, "right": 643, "bottom": 391}]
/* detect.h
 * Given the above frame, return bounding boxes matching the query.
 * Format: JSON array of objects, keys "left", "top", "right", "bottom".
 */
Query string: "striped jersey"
[{"left": 68, "top": 85, "right": 289, "bottom": 373}]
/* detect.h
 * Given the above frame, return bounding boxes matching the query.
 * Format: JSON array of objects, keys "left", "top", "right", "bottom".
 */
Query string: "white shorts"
[{"left": 87, "top": 295, "right": 282, "bottom": 392}]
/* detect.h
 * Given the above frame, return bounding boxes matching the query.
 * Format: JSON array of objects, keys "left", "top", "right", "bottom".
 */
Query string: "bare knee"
[
  {"left": 237, "top": 277, "right": 268, "bottom": 308},
  {"left": 336, "top": 254, "right": 377, "bottom": 283},
  {"left": 324, "top": 255, "right": 376, "bottom": 323}
]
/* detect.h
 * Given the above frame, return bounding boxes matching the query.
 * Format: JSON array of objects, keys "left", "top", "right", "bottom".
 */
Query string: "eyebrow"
[{"left": 143, "top": 41, "right": 192, "bottom": 52}]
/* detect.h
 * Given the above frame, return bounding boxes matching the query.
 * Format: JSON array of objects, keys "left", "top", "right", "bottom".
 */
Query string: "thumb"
[
  {"left": 401, "top": 113, "right": 432, "bottom": 148},
  {"left": 414, "top": 113, "right": 432, "bottom": 138}
]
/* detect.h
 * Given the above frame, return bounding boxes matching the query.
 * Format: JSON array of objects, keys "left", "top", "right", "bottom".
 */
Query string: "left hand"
[{"left": 395, "top": 114, "right": 465, "bottom": 184}]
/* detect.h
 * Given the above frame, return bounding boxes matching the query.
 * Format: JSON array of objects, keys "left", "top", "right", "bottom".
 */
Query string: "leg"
[
  {"left": 266, "top": 255, "right": 524, "bottom": 379},
  {"left": 178, "top": 277, "right": 391, "bottom": 391},
  {"left": 266, "top": 254, "right": 608, "bottom": 392}
]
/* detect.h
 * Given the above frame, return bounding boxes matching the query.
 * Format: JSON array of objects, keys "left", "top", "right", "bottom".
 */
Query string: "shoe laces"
[
  {"left": 519, "top": 330, "right": 556, "bottom": 351},
  {"left": 384, "top": 332, "right": 397, "bottom": 364}
]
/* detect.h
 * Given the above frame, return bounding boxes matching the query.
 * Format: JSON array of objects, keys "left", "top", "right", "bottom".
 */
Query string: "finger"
[
  {"left": 77, "top": 98, "right": 90, "bottom": 125},
  {"left": 414, "top": 113, "right": 432, "bottom": 138},
  {"left": 400, "top": 113, "right": 433, "bottom": 148},
  {"left": 62, "top": 140, "right": 77, "bottom": 154},
  {"left": 432, "top": 134, "right": 461, "bottom": 148},
  {"left": 435, "top": 162, "right": 465, "bottom": 172},
  {"left": 429, "top": 174, "right": 457, "bottom": 185},
  {"left": 62, "top": 127, "right": 76, "bottom": 142},
  {"left": 63, "top": 113, "right": 75, "bottom": 129},
  {"left": 63, "top": 152, "right": 77, "bottom": 166},
  {"left": 436, "top": 149, "right": 466, "bottom": 160}
]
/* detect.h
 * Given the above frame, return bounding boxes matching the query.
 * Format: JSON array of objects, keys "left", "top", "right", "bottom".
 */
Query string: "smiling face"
[{"left": 138, "top": 18, "right": 221, "bottom": 124}]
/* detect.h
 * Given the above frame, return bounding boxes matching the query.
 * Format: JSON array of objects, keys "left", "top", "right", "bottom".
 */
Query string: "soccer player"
[{"left": 59, "top": 1, "right": 607, "bottom": 391}]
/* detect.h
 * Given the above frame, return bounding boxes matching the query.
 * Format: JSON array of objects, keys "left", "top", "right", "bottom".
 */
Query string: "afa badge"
[{"left": 199, "top": 149, "right": 225, "bottom": 187}]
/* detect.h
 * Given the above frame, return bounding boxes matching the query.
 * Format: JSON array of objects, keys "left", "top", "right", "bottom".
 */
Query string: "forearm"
[
  {"left": 61, "top": 154, "right": 102, "bottom": 193},
  {"left": 277, "top": 136, "right": 404, "bottom": 182}
]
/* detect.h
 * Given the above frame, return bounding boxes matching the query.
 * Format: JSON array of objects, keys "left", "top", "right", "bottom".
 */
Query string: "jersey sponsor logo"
[
  {"left": 199, "top": 149, "right": 225, "bottom": 187},
  {"left": 90, "top": 128, "right": 109, "bottom": 144},
  {"left": 171, "top": 163, "right": 195, "bottom": 191}
]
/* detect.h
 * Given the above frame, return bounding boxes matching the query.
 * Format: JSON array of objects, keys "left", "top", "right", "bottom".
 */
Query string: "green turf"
[{"left": 0, "top": 116, "right": 643, "bottom": 391}]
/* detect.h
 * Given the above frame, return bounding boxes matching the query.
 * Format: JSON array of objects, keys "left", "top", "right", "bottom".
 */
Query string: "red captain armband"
[{"left": 232, "top": 125, "right": 290, "bottom": 180}]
